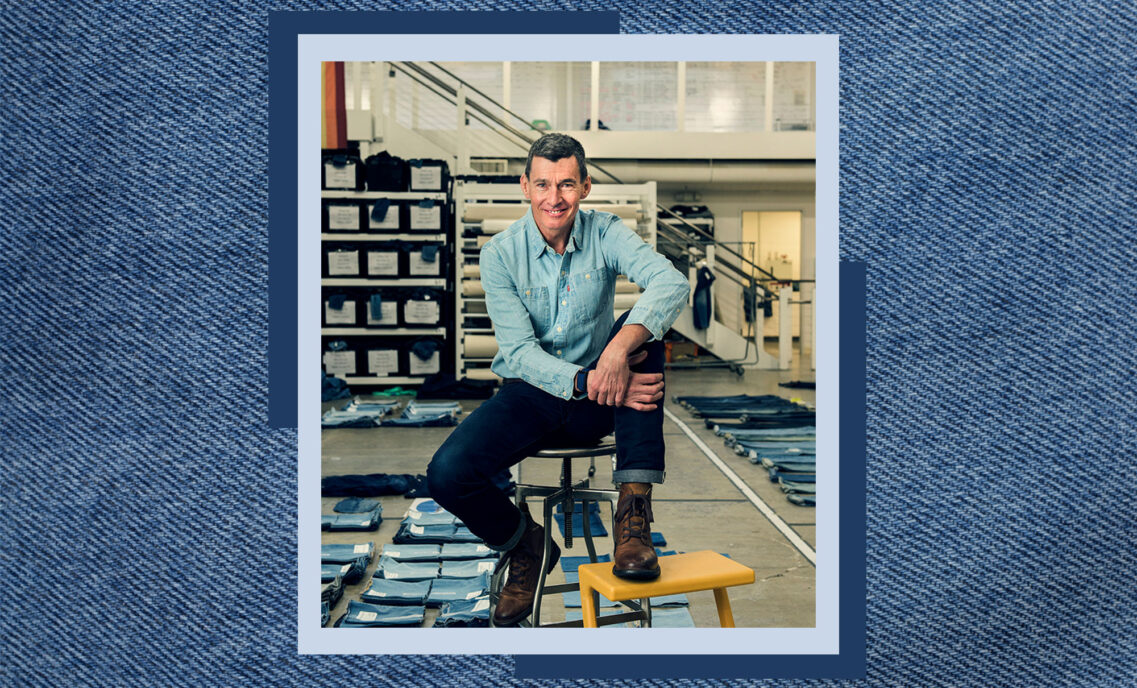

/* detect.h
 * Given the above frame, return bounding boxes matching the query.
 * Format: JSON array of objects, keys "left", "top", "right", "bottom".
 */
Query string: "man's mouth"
[{"left": 544, "top": 207, "right": 567, "bottom": 218}]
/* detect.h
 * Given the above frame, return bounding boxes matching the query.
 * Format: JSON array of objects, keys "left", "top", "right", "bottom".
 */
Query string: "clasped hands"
[{"left": 584, "top": 347, "right": 664, "bottom": 412}]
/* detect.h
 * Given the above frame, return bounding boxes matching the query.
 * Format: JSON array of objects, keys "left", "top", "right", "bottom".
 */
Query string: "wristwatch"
[{"left": 574, "top": 369, "right": 589, "bottom": 394}]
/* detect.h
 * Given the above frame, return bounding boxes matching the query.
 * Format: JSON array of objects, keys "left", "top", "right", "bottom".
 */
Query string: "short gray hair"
[{"left": 524, "top": 133, "right": 588, "bottom": 182}]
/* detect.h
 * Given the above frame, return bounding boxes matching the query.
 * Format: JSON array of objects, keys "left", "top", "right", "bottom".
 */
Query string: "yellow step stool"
[{"left": 576, "top": 550, "right": 755, "bottom": 628}]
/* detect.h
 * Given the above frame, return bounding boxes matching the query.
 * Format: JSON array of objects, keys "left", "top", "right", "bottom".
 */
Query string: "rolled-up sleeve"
[
  {"left": 481, "top": 242, "right": 579, "bottom": 398},
  {"left": 601, "top": 217, "right": 691, "bottom": 340}
]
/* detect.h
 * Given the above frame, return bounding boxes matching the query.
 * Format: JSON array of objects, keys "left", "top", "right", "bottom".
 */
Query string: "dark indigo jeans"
[{"left": 427, "top": 311, "right": 665, "bottom": 551}]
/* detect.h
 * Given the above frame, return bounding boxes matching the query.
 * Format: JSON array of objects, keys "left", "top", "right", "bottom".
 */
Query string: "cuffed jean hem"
[
  {"left": 485, "top": 510, "right": 527, "bottom": 552},
  {"left": 613, "top": 469, "right": 666, "bottom": 485}
]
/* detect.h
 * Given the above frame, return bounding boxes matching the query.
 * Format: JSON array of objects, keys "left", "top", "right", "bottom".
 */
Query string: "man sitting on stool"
[{"left": 427, "top": 133, "right": 690, "bottom": 626}]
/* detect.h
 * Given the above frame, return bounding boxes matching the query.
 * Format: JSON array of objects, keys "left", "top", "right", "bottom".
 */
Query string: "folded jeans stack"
[
  {"left": 335, "top": 600, "right": 426, "bottom": 627},
  {"left": 321, "top": 398, "right": 400, "bottom": 428},
  {"left": 383, "top": 399, "right": 462, "bottom": 427},
  {"left": 432, "top": 596, "right": 491, "bottom": 627}
]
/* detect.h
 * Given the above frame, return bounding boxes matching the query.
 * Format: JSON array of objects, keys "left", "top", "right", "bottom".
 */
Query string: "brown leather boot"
[
  {"left": 612, "top": 482, "right": 660, "bottom": 580},
  {"left": 492, "top": 504, "right": 561, "bottom": 626}
]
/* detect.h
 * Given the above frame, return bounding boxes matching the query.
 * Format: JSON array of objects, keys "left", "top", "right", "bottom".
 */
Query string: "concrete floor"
[{"left": 321, "top": 348, "right": 816, "bottom": 628}]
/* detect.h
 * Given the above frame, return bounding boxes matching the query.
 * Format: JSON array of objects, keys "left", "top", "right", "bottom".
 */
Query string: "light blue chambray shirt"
[{"left": 480, "top": 208, "right": 690, "bottom": 399}]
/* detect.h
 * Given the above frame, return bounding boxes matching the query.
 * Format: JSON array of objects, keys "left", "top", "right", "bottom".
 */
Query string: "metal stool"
[{"left": 489, "top": 440, "right": 648, "bottom": 628}]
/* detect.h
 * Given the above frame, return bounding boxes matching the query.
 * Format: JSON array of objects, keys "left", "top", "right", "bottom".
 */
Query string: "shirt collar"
[{"left": 526, "top": 208, "right": 585, "bottom": 259}]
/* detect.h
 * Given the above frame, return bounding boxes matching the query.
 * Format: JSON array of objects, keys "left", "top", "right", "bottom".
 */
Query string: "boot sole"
[
  {"left": 612, "top": 566, "right": 661, "bottom": 581},
  {"left": 492, "top": 543, "right": 562, "bottom": 627}
]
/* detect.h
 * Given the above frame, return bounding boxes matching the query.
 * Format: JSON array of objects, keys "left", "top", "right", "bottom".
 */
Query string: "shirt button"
[
  {"left": 557, "top": 350, "right": 562, "bottom": 355},
  {"left": 557, "top": 326, "right": 562, "bottom": 332},
  {"left": 585, "top": 274, "right": 591, "bottom": 280},
  {"left": 561, "top": 300, "right": 567, "bottom": 306},
  {"left": 525, "top": 290, "right": 530, "bottom": 296}
]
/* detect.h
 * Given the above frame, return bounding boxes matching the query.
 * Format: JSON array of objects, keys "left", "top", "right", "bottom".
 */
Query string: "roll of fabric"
[
  {"left": 462, "top": 280, "right": 485, "bottom": 297},
  {"left": 462, "top": 264, "right": 480, "bottom": 278},
  {"left": 481, "top": 219, "right": 514, "bottom": 234},
  {"left": 463, "top": 368, "right": 501, "bottom": 381},
  {"left": 464, "top": 335, "right": 499, "bottom": 358}
]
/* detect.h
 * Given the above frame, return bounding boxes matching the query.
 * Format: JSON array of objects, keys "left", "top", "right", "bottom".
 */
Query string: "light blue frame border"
[{"left": 298, "top": 34, "right": 839, "bottom": 656}]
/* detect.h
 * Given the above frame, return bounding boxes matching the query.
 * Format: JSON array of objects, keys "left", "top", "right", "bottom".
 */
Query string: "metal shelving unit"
[{"left": 321, "top": 185, "right": 454, "bottom": 387}]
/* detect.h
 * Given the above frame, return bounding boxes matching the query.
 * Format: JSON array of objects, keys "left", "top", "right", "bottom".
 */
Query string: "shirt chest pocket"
[
  {"left": 570, "top": 269, "right": 612, "bottom": 325},
  {"left": 521, "top": 285, "right": 550, "bottom": 328}
]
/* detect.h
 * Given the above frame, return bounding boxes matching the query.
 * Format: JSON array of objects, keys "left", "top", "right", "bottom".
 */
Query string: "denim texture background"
[{"left": 2, "top": 2, "right": 1135, "bottom": 687}]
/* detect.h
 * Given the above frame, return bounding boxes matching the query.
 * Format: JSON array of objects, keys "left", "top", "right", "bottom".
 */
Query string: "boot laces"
[{"left": 615, "top": 494, "right": 653, "bottom": 545}]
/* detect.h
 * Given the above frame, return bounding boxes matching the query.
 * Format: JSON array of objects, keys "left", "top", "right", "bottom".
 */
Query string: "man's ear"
[
  {"left": 580, "top": 175, "right": 592, "bottom": 200},
  {"left": 520, "top": 174, "right": 531, "bottom": 200}
]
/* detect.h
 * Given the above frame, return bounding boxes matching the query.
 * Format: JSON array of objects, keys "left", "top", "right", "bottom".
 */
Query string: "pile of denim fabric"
[
  {"left": 320, "top": 542, "right": 374, "bottom": 585},
  {"left": 320, "top": 497, "right": 383, "bottom": 532},
  {"left": 391, "top": 497, "right": 482, "bottom": 544},
  {"left": 330, "top": 500, "right": 496, "bottom": 628},
  {"left": 319, "top": 396, "right": 400, "bottom": 428},
  {"left": 381, "top": 399, "right": 462, "bottom": 427},
  {"left": 678, "top": 394, "right": 817, "bottom": 507}
]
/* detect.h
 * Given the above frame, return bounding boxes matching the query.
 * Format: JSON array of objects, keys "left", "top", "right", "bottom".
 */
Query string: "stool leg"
[
  {"left": 712, "top": 587, "right": 736, "bottom": 628},
  {"left": 581, "top": 499, "right": 599, "bottom": 563},
  {"left": 532, "top": 497, "right": 556, "bottom": 627},
  {"left": 580, "top": 581, "right": 598, "bottom": 628}
]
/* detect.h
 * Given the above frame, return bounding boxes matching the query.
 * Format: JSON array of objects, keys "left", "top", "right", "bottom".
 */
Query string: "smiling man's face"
[{"left": 521, "top": 155, "right": 592, "bottom": 236}]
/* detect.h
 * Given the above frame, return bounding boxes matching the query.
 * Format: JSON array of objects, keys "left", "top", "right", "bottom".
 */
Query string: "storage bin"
[
  {"left": 407, "top": 198, "right": 446, "bottom": 232},
  {"left": 323, "top": 243, "right": 362, "bottom": 277},
  {"left": 322, "top": 152, "right": 365, "bottom": 190},
  {"left": 407, "top": 159, "right": 450, "bottom": 192},
  {"left": 323, "top": 199, "right": 364, "bottom": 232},
  {"left": 403, "top": 289, "right": 444, "bottom": 327},
  {"left": 365, "top": 151, "right": 409, "bottom": 192},
  {"left": 365, "top": 198, "right": 404, "bottom": 232}
]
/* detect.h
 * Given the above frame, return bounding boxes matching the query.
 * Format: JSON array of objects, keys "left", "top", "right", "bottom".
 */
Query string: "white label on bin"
[
  {"left": 324, "top": 162, "right": 356, "bottom": 188},
  {"left": 367, "top": 203, "right": 399, "bottom": 230},
  {"left": 373, "top": 590, "right": 388, "bottom": 597},
  {"left": 409, "top": 204, "right": 441, "bottom": 230},
  {"left": 356, "top": 611, "right": 378, "bottom": 622},
  {"left": 408, "top": 351, "right": 440, "bottom": 376},
  {"left": 410, "top": 166, "right": 442, "bottom": 190},
  {"left": 367, "top": 251, "right": 399, "bottom": 276},
  {"left": 340, "top": 564, "right": 351, "bottom": 574},
  {"left": 404, "top": 300, "right": 440, "bottom": 325},
  {"left": 368, "top": 350, "right": 399, "bottom": 375},
  {"left": 408, "top": 251, "right": 440, "bottom": 276},
  {"left": 366, "top": 301, "right": 398, "bottom": 326},
  {"left": 327, "top": 205, "right": 360, "bottom": 230},
  {"left": 477, "top": 561, "right": 494, "bottom": 573},
  {"left": 353, "top": 544, "right": 370, "bottom": 554},
  {"left": 472, "top": 597, "right": 490, "bottom": 610},
  {"left": 410, "top": 525, "right": 425, "bottom": 535},
  {"left": 324, "top": 301, "right": 356, "bottom": 325},
  {"left": 327, "top": 251, "right": 359, "bottom": 276},
  {"left": 323, "top": 351, "right": 356, "bottom": 375}
]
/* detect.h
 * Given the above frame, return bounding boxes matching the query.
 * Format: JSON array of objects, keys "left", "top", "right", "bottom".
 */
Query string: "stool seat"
[
  {"left": 576, "top": 551, "right": 755, "bottom": 628},
  {"left": 532, "top": 443, "right": 617, "bottom": 459}
]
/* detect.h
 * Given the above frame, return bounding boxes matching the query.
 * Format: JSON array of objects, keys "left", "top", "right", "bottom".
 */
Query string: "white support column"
[
  {"left": 456, "top": 83, "right": 469, "bottom": 174},
  {"left": 778, "top": 285, "right": 792, "bottom": 369},
  {"left": 372, "top": 61, "right": 385, "bottom": 144},
  {"left": 765, "top": 61, "right": 775, "bottom": 132},
  {"left": 676, "top": 62, "right": 686, "bottom": 132},
  {"left": 590, "top": 62, "right": 600, "bottom": 130}
]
